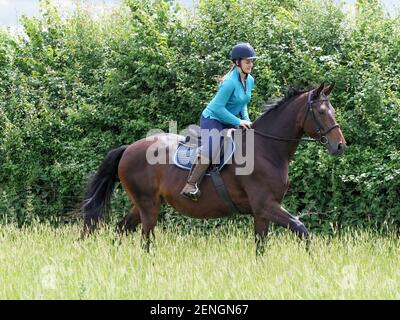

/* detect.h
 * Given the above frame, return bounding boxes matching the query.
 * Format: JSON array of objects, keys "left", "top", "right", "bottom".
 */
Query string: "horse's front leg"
[
  {"left": 254, "top": 216, "right": 270, "bottom": 256},
  {"left": 253, "top": 201, "right": 310, "bottom": 252},
  {"left": 267, "top": 202, "right": 311, "bottom": 251}
]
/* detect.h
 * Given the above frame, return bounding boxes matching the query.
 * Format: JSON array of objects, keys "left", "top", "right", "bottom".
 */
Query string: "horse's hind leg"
[
  {"left": 117, "top": 206, "right": 141, "bottom": 235},
  {"left": 136, "top": 196, "right": 161, "bottom": 253}
]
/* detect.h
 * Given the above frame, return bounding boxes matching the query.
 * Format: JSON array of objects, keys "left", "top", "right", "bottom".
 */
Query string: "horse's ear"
[
  {"left": 313, "top": 82, "right": 325, "bottom": 98},
  {"left": 323, "top": 82, "right": 335, "bottom": 96}
]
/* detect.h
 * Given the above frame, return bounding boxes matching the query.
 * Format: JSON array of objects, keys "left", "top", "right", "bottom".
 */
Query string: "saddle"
[{"left": 173, "top": 127, "right": 236, "bottom": 175}]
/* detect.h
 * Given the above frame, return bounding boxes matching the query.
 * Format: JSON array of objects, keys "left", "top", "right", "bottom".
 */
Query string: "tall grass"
[{"left": 0, "top": 222, "right": 399, "bottom": 299}]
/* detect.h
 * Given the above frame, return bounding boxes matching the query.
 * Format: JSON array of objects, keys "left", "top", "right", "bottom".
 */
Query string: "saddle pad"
[{"left": 173, "top": 137, "right": 235, "bottom": 175}]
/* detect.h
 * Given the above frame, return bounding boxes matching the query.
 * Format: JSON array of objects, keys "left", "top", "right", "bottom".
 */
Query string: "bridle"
[
  {"left": 251, "top": 91, "right": 340, "bottom": 144},
  {"left": 303, "top": 91, "right": 340, "bottom": 144}
]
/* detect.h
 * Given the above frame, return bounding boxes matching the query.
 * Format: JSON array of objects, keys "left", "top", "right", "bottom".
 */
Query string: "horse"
[{"left": 82, "top": 83, "right": 346, "bottom": 253}]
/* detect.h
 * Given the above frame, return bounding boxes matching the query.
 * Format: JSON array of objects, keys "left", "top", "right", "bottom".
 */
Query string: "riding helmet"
[{"left": 230, "top": 42, "right": 256, "bottom": 61}]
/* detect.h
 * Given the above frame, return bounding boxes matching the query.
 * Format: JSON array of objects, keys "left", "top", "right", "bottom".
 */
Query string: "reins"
[{"left": 251, "top": 129, "right": 318, "bottom": 143}]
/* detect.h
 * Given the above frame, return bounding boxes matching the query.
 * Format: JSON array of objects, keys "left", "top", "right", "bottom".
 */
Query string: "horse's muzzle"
[{"left": 330, "top": 142, "right": 347, "bottom": 156}]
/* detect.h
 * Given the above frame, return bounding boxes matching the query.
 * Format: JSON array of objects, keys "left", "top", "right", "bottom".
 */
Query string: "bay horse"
[{"left": 82, "top": 83, "right": 346, "bottom": 253}]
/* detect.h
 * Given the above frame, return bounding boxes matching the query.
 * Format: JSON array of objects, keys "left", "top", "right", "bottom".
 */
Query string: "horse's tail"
[{"left": 82, "top": 145, "right": 128, "bottom": 233}]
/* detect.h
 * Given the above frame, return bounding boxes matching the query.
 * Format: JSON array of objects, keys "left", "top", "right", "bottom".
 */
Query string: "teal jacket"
[{"left": 202, "top": 67, "right": 254, "bottom": 127}]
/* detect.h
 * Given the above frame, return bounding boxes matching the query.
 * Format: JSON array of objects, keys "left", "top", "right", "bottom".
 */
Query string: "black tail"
[{"left": 82, "top": 145, "right": 128, "bottom": 232}]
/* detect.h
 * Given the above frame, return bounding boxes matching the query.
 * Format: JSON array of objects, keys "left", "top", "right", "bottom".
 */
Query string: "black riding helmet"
[
  {"left": 230, "top": 42, "right": 256, "bottom": 61},
  {"left": 230, "top": 42, "right": 256, "bottom": 75}
]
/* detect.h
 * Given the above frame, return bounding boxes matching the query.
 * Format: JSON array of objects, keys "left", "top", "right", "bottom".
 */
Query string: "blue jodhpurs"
[{"left": 199, "top": 115, "right": 237, "bottom": 162}]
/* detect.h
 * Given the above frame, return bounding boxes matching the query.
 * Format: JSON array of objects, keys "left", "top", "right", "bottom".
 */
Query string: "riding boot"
[{"left": 180, "top": 155, "right": 210, "bottom": 201}]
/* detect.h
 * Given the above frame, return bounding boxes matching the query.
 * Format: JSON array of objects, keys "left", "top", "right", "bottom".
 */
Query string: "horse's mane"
[{"left": 253, "top": 87, "right": 312, "bottom": 125}]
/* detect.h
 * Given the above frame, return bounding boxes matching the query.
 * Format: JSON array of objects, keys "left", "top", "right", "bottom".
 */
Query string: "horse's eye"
[{"left": 318, "top": 110, "right": 325, "bottom": 115}]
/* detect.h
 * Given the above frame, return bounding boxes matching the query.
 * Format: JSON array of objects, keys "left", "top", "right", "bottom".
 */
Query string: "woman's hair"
[{"left": 215, "top": 62, "right": 236, "bottom": 83}]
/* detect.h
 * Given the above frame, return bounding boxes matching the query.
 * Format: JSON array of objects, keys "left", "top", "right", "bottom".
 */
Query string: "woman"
[{"left": 180, "top": 42, "right": 256, "bottom": 201}]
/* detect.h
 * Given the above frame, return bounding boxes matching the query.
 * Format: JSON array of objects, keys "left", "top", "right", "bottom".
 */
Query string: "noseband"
[{"left": 252, "top": 91, "right": 340, "bottom": 144}]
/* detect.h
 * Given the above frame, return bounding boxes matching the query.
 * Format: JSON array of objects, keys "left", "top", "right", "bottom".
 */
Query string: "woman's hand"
[{"left": 239, "top": 120, "right": 252, "bottom": 129}]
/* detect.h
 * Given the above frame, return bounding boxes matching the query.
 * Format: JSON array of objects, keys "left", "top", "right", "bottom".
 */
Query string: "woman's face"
[{"left": 239, "top": 59, "right": 254, "bottom": 74}]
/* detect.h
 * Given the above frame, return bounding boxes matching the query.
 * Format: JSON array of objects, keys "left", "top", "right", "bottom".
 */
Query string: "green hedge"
[{"left": 0, "top": 0, "right": 399, "bottom": 232}]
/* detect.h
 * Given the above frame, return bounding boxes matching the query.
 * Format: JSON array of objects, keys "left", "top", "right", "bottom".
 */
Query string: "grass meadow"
[{"left": 0, "top": 221, "right": 399, "bottom": 299}]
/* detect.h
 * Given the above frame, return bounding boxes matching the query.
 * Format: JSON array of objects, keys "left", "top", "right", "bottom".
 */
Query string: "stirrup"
[{"left": 181, "top": 184, "right": 201, "bottom": 201}]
